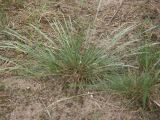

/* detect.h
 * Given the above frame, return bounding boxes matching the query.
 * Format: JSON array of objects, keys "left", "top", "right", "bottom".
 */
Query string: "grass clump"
[
  {"left": 138, "top": 43, "right": 160, "bottom": 74},
  {"left": 96, "top": 72, "right": 156, "bottom": 109},
  {"left": 0, "top": 19, "right": 120, "bottom": 91},
  {"left": 94, "top": 40, "right": 160, "bottom": 109}
]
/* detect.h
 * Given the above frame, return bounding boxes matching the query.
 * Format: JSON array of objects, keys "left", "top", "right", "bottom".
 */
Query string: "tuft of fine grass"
[
  {"left": 138, "top": 42, "right": 160, "bottom": 73},
  {"left": 93, "top": 38, "right": 160, "bottom": 109},
  {"left": 95, "top": 72, "right": 156, "bottom": 109},
  {"left": 0, "top": 18, "right": 124, "bottom": 91}
]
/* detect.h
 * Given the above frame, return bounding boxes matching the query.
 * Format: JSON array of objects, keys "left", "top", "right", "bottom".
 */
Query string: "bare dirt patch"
[
  {"left": 1, "top": 77, "right": 160, "bottom": 120},
  {"left": 10, "top": 102, "right": 42, "bottom": 120}
]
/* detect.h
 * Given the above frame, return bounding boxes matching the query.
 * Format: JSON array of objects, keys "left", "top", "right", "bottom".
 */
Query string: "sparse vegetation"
[
  {"left": 93, "top": 35, "right": 160, "bottom": 109},
  {"left": 0, "top": 0, "right": 160, "bottom": 119}
]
